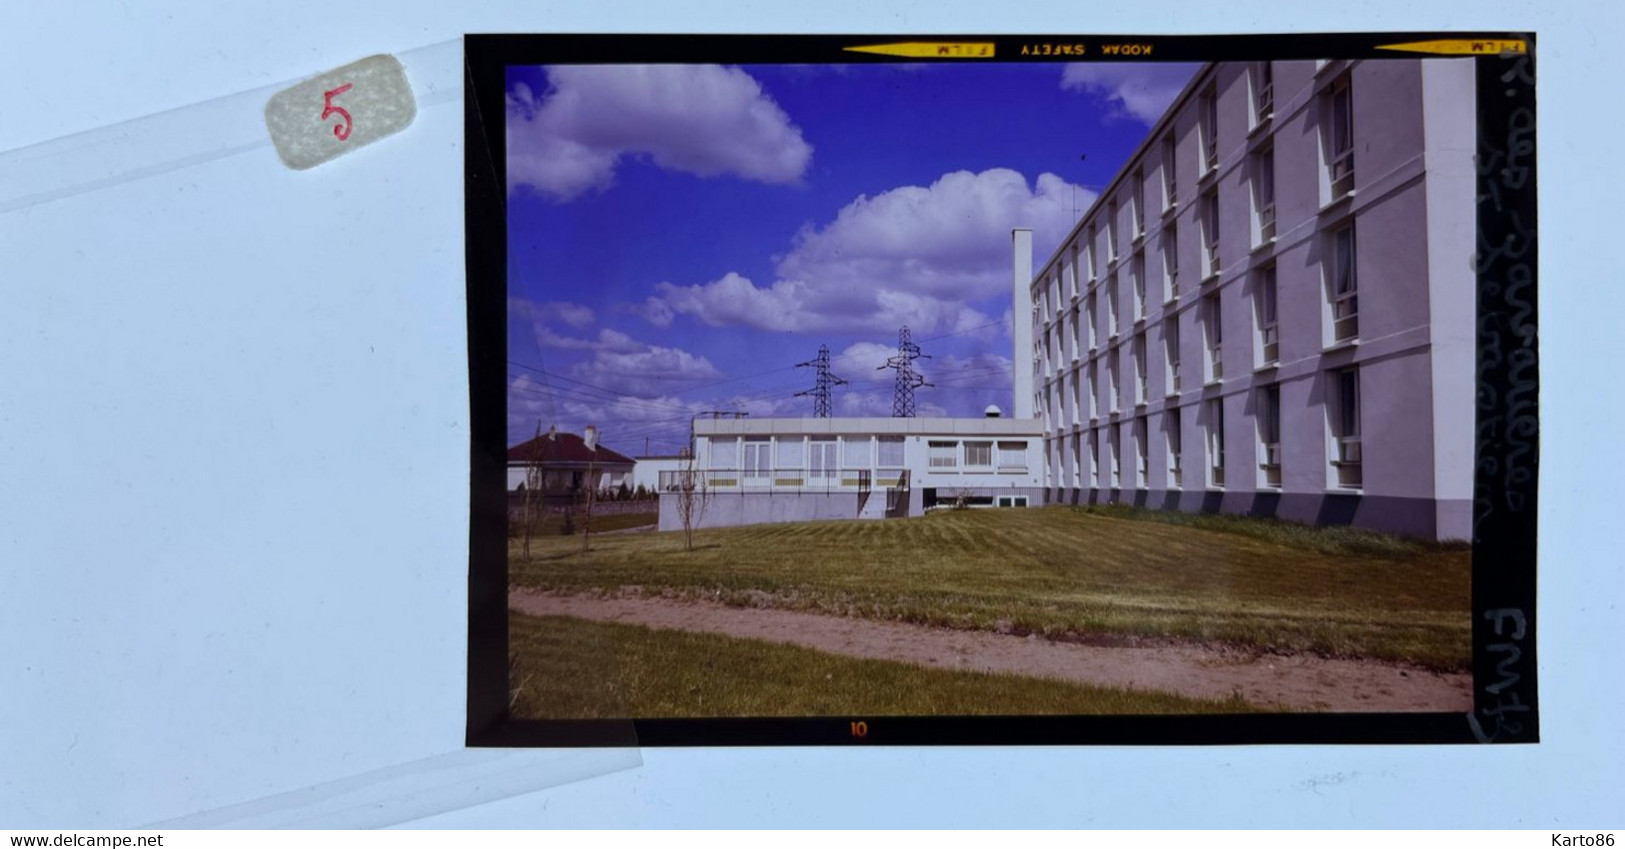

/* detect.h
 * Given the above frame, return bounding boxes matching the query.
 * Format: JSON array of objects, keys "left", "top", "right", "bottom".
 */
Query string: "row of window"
[
  {"left": 1037, "top": 216, "right": 1358, "bottom": 388},
  {"left": 928, "top": 440, "right": 1031, "bottom": 470},
  {"left": 1187, "top": 63, "right": 1352, "bottom": 222},
  {"left": 1039, "top": 234, "right": 1357, "bottom": 429},
  {"left": 1049, "top": 367, "right": 1363, "bottom": 492},
  {"left": 1035, "top": 63, "right": 1357, "bottom": 347},
  {"left": 705, "top": 436, "right": 1030, "bottom": 477}
]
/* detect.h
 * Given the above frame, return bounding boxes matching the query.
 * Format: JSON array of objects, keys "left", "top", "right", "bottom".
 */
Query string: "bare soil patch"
[{"left": 510, "top": 588, "right": 1471, "bottom": 713}]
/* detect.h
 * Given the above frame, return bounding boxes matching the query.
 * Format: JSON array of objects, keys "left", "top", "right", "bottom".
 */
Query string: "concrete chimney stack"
[{"left": 1012, "top": 228, "right": 1034, "bottom": 419}]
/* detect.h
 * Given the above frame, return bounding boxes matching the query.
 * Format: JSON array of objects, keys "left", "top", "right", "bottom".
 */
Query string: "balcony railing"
[
  {"left": 661, "top": 468, "right": 891, "bottom": 491},
  {"left": 658, "top": 469, "right": 735, "bottom": 491}
]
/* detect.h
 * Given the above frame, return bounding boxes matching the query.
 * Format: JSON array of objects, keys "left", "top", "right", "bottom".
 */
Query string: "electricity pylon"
[
  {"left": 794, "top": 344, "right": 848, "bottom": 418},
  {"left": 878, "top": 326, "right": 932, "bottom": 417}
]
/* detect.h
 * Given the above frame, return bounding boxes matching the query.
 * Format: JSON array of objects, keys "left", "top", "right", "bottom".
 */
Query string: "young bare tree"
[
  {"left": 580, "top": 424, "right": 600, "bottom": 554},
  {"left": 519, "top": 421, "right": 546, "bottom": 560},
  {"left": 674, "top": 447, "right": 710, "bottom": 552}
]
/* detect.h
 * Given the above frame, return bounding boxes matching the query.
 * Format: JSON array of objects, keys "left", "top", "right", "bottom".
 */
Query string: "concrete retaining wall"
[
  {"left": 658, "top": 491, "right": 862, "bottom": 531},
  {"left": 657, "top": 486, "right": 1048, "bottom": 531}
]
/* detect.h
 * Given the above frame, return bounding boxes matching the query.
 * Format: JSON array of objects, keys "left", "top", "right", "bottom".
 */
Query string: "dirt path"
[{"left": 510, "top": 589, "right": 1471, "bottom": 712}]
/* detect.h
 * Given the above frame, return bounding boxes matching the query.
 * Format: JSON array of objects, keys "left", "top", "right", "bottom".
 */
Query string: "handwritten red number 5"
[{"left": 322, "top": 83, "right": 354, "bottom": 141}]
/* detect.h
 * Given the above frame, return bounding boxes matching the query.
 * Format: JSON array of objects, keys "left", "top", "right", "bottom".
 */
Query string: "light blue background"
[{"left": 2, "top": 0, "right": 1619, "bottom": 828}]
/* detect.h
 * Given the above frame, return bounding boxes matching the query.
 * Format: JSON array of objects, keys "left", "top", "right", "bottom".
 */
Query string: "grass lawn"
[
  {"left": 511, "top": 504, "right": 1471, "bottom": 670},
  {"left": 511, "top": 612, "right": 1261, "bottom": 718}
]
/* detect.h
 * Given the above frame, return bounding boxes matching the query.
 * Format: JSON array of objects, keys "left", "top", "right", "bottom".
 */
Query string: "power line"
[
  {"left": 570, "top": 363, "right": 801, "bottom": 392},
  {"left": 935, "top": 364, "right": 1014, "bottom": 377},
  {"left": 543, "top": 377, "right": 811, "bottom": 446},
  {"left": 506, "top": 382, "right": 695, "bottom": 419},
  {"left": 507, "top": 316, "right": 1003, "bottom": 418},
  {"left": 508, "top": 360, "right": 816, "bottom": 421},
  {"left": 509, "top": 357, "right": 801, "bottom": 401},
  {"left": 522, "top": 371, "right": 806, "bottom": 414},
  {"left": 507, "top": 361, "right": 699, "bottom": 412},
  {"left": 915, "top": 319, "right": 1005, "bottom": 345},
  {"left": 508, "top": 313, "right": 1010, "bottom": 439}
]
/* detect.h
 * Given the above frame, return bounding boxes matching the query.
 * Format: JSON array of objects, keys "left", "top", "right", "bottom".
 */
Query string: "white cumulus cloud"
[
  {"left": 542, "top": 301, "right": 595, "bottom": 328},
  {"left": 572, "top": 343, "right": 722, "bottom": 396},
  {"left": 507, "top": 65, "right": 814, "bottom": 200},
  {"left": 508, "top": 371, "right": 702, "bottom": 453},
  {"left": 643, "top": 169, "right": 1089, "bottom": 336},
  {"left": 1059, "top": 63, "right": 1200, "bottom": 125},
  {"left": 831, "top": 342, "right": 899, "bottom": 385},
  {"left": 648, "top": 272, "right": 811, "bottom": 333}
]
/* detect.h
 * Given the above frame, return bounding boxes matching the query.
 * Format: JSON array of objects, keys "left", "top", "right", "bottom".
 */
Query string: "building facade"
[
  {"left": 658, "top": 416, "right": 1044, "bottom": 531},
  {"left": 631, "top": 453, "right": 690, "bottom": 493},
  {"left": 1027, "top": 59, "right": 1476, "bottom": 540}
]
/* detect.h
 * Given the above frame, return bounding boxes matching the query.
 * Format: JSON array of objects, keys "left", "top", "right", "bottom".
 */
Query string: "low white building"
[
  {"left": 659, "top": 415, "right": 1044, "bottom": 531},
  {"left": 631, "top": 454, "right": 690, "bottom": 493},
  {"left": 657, "top": 225, "right": 1045, "bottom": 532}
]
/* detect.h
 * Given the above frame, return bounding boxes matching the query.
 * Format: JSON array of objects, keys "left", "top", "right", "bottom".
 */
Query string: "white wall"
[
  {"left": 631, "top": 457, "right": 688, "bottom": 492},
  {"left": 506, "top": 465, "right": 632, "bottom": 492},
  {"left": 695, "top": 430, "right": 1042, "bottom": 490}
]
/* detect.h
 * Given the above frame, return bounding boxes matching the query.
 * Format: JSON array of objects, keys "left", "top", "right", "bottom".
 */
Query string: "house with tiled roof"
[{"left": 507, "top": 428, "right": 636, "bottom": 495}]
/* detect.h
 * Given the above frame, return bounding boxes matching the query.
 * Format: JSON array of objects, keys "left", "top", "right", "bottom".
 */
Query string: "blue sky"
[{"left": 506, "top": 61, "right": 1197, "bottom": 455}]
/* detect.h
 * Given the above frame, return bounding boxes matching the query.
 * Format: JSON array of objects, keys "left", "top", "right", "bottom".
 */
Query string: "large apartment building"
[{"left": 1027, "top": 59, "right": 1476, "bottom": 540}]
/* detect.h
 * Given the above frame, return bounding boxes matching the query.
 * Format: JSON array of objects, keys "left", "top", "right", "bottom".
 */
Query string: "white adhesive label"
[{"left": 264, "top": 54, "right": 415, "bottom": 170}]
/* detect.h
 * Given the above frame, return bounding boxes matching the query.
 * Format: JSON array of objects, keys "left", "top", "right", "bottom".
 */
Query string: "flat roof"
[{"left": 694, "top": 416, "right": 1046, "bottom": 437}]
